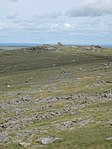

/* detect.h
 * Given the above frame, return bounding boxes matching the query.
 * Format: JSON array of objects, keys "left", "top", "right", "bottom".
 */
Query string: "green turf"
[{"left": 0, "top": 46, "right": 112, "bottom": 149}]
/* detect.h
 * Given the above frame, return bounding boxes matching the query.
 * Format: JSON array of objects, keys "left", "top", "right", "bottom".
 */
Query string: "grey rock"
[
  {"left": 103, "top": 93, "right": 112, "bottom": 98},
  {"left": 57, "top": 42, "right": 63, "bottom": 46},
  {"left": 19, "top": 142, "right": 31, "bottom": 147},
  {"left": 106, "top": 137, "right": 112, "bottom": 141},
  {"left": 15, "top": 108, "right": 21, "bottom": 116},
  {"left": 106, "top": 81, "right": 112, "bottom": 83},
  {"left": 0, "top": 134, "right": 9, "bottom": 143},
  {"left": 39, "top": 137, "right": 63, "bottom": 145}
]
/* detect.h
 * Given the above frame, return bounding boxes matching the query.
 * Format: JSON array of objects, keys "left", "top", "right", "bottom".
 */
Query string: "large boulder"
[{"left": 57, "top": 42, "right": 63, "bottom": 46}]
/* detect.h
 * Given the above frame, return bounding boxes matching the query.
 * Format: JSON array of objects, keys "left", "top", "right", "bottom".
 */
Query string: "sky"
[{"left": 0, "top": 0, "right": 112, "bottom": 45}]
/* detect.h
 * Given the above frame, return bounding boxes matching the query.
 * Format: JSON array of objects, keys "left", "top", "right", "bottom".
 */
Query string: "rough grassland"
[{"left": 0, "top": 46, "right": 112, "bottom": 149}]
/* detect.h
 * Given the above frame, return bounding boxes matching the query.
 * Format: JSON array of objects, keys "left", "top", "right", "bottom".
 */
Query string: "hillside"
[{"left": 0, "top": 45, "right": 112, "bottom": 149}]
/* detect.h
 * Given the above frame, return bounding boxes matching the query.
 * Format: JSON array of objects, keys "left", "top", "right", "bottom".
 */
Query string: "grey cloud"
[
  {"left": 7, "top": 12, "right": 18, "bottom": 19},
  {"left": 34, "top": 12, "right": 63, "bottom": 21},
  {"left": 44, "top": 12, "right": 62, "bottom": 19},
  {"left": 10, "top": 0, "right": 19, "bottom": 2},
  {"left": 9, "top": 17, "right": 72, "bottom": 33},
  {"left": 67, "top": 0, "right": 112, "bottom": 17}
]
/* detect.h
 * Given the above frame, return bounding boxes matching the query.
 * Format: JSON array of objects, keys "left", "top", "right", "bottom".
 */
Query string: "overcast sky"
[{"left": 0, "top": 0, "right": 112, "bottom": 44}]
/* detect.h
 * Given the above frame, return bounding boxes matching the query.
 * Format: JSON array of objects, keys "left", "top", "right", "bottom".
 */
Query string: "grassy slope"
[{"left": 0, "top": 46, "right": 112, "bottom": 149}]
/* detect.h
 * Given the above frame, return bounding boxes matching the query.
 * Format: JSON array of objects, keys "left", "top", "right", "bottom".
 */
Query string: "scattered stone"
[
  {"left": 15, "top": 108, "right": 21, "bottom": 116},
  {"left": 45, "top": 47, "right": 56, "bottom": 50},
  {"left": 57, "top": 42, "right": 63, "bottom": 46},
  {"left": 106, "top": 80, "right": 112, "bottom": 83},
  {"left": 19, "top": 142, "right": 31, "bottom": 147},
  {"left": 72, "top": 60, "right": 76, "bottom": 62},
  {"left": 103, "top": 93, "right": 112, "bottom": 98},
  {"left": 106, "top": 137, "right": 112, "bottom": 141},
  {"left": 95, "top": 45, "right": 101, "bottom": 48},
  {"left": 81, "top": 100, "right": 87, "bottom": 104},
  {"left": 39, "top": 137, "right": 63, "bottom": 145},
  {"left": 98, "top": 80, "right": 104, "bottom": 85},
  {"left": 17, "top": 92, "right": 21, "bottom": 95},
  {"left": 0, "top": 92, "right": 111, "bottom": 145},
  {"left": 103, "top": 63, "right": 109, "bottom": 66},
  {"left": 86, "top": 45, "right": 101, "bottom": 51},
  {"left": 0, "top": 134, "right": 9, "bottom": 143}
]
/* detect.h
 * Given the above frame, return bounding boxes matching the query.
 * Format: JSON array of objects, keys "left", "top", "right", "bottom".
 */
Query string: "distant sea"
[
  {"left": 74, "top": 44, "right": 112, "bottom": 48},
  {"left": 101, "top": 44, "right": 112, "bottom": 48},
  {"left": 0, "top": 43, "right": 112, "bottom": 48},
  {"left": 0, "top": 43, "right": 41, "bottom": 47}
]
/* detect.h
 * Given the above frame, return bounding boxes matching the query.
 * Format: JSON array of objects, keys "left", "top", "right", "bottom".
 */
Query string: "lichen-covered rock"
[
  {"left": 0, "top": 134, "right": 9, "bottom": 143},
  {"left": 38, "top": 137, "right": 63, "bottom": 145},
  {"left": 19, "top": 142, "right": 31, "bottom": 147}
]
